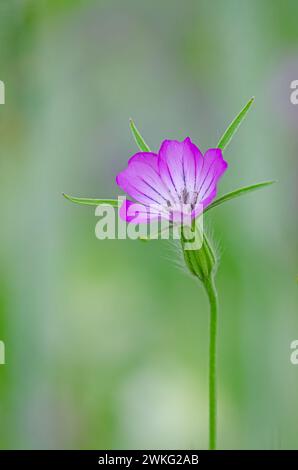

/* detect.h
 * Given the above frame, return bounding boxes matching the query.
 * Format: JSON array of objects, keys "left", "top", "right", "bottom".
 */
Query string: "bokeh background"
[{"left": 0, "top": 0, "right": 297, "bottom": 450}]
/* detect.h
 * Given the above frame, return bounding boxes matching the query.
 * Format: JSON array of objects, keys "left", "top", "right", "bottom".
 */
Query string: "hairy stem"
[{"left": 204, "top": 276, "right": 218, "bottom": 450}]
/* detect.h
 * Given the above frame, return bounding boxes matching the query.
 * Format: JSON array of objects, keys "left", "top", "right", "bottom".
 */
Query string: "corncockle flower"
[
  {"left": 115, "top": 139, "right": 228, "bottom": 225},
  {"left": 63, "top": 97, "right": 275, "bottom": 450}
]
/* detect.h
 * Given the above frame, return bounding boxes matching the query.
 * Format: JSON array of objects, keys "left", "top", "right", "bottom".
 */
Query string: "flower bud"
[{"left": 181, "top": 223, "right": 217, "bottom": 283}]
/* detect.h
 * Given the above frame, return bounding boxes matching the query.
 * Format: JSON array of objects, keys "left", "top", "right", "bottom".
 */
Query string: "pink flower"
[{"left": 116, "top": 138, "right": 228, "bottom": 224}]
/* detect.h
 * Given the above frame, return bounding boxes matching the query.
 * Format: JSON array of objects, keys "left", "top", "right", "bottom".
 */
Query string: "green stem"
[{"left": 204, "top": 276, "right": 218, "bottom": 450}]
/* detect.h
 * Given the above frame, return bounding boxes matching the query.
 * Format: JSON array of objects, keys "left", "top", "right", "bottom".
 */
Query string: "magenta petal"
[
  {"left": 196, "top": 148, "right": 228, "bottom": 208},
  {"left": 158, "top": 137, "right": 204, "bottom": 202},
  {"left": 128, "top": 151, "right": 159, "bottom": 171},
  {"left": 119, "top": 198, "right": 162, "bottom": 224},
  {"left": 116, "top": 152, "right": 171, "bottom": 206},
  {"left": 116, "top": 139, "right": 228, "bottom": 224}
]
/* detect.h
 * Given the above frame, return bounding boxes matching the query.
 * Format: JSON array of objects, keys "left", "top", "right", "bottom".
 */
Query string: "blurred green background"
[{"left": 0, "top": 0, "right": 297, "bottom": 450}]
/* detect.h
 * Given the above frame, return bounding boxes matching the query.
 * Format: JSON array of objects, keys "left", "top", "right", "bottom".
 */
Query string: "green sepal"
[
  {"left": 129, "top": 118, "right": 151, "bottom": 152},
  {"left": 204, "top": 180, "right": 276, "bottom": 214},
  {"left": 217, "top": 97, "right": 254, "bottom": 151},
  {"left": 63, "top": 193, "right": 119, "bottom": 207}
]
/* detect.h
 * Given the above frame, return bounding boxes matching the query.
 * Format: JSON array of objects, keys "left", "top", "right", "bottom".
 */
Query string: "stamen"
[{"left": 182, "top": 188, "right": 189, "bottom": 204}]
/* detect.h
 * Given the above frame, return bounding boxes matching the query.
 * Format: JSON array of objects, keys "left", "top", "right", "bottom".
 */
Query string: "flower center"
[{"left": 164, "top": 188, "right": 199, "bottom": 215}]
